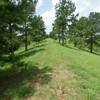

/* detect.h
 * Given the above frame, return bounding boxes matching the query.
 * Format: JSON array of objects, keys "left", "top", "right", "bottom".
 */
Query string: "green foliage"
[
  {"left": 52, "top": 0, "right": 76, "bottom": 45},
  {"left": 0, "top": 0, "right": 21, "bottom": 55},
  {"left": 0, "top": 0, "right": 38, "bottom": 56},
  {"left": 0, "top": 39, "right": 100, "bottom": 100},
  {"left": 69, "top": 12, "right": 100, "bottom": 53},
  {"left": 30, "top": 16, "right": 46, "bottom": 43},
  {"left": 69, "top": 17, "right": 88, "bottom": 48}
]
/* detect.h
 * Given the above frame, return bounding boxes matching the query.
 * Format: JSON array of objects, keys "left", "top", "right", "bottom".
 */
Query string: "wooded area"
[
  {"left": 0, "top": 0, "right": 46, "bottom": 60},
  {"left": 0, "top": 0, "right": 100, "bottom": 100},
  {"left": 50, "top": 0, "right": 100, "bottom": 53}
]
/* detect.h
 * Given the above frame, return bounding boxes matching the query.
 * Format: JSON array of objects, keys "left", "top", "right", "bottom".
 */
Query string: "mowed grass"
[{"left": 0, "top": 38, "right": 100, "bottom": 100}]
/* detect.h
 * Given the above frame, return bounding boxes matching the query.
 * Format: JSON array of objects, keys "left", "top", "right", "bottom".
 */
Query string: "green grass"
[{"left": 0, "top": 38, "right": 100, "bottom": 100}]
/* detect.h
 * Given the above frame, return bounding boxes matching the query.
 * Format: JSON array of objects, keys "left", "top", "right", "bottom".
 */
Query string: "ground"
[{"left": 0, "top": 39, "right": 100, "bottom": 100}]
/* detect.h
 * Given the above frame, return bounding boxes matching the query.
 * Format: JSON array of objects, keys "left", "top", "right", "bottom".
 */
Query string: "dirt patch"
[
  {"left": 51, "top": 84, "right": 65, "bottom": 100},
  {"left": 25, "top": 96, "right": 46, "bottom": 100},
  {"left": 48, "top": 70, "right": 74, "bottom": 79},
  {"left": 49, "top": 70, "right": 78, "bottom": 100},
  {"left": 29, "top": 80, "right": 41, "bottom": 86},
  {"left": 25, "top": 70, "right": 77, "bottom": 100}
]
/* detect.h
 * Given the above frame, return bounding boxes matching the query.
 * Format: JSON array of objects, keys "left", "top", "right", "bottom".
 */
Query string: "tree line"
[
  {"left": 50, "top": 0, "right": 100, "bottom": 53},
  {"left": 0, "top": 0, "right": 46, "bottom": 60}
]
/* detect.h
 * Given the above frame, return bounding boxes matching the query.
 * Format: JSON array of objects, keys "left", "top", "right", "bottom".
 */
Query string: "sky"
[{"left": 36, "top": 0, "right": 100, "bottom": 33}]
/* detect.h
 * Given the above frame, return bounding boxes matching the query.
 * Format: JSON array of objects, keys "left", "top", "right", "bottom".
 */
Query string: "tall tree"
[
  {"left": 69, "top": 12, "right": 100, "bottom": 53},
  {"left": 54, "top": 0, "right": 76, "bottom": 45},
  {"left": 69, "top": 16, "right": 88, "bottom": 47},
  {"left": 87, "top": 12, "right": 100, "bottom": 53},
  {"left": 0, "top": 0, "right": 22, "bottom": 58},
  {"left": 0, "top": 0, "right": 37, "bottom": 59},
  {"left": 30, "top": 16, "right": 46, "bottom": 43},
  {"left": 19, "top": 0, "right": 37, "bottom": 51}
]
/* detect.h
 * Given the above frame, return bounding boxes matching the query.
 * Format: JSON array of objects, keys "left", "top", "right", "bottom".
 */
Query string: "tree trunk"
[
  {"left": 90, "top": 33, "right": 93, "bottom": 53},
  {"left": 58, "top": 33, "right": 61, "bottom": 44},
  {"left": 9, "top": 22, "right": 14, "bottom": 61},
  {"left": 25, "top": 30, "right": 28, "bottom": 51},
  {"left": 61, "top": 32, "right": 64, "bottom": 46},
  {"left": 61, "top": 27, "right": 65, "bottom": 46},
  {"left": 74, "top": 41, "right": 77, "bottom": 47},
  {"left": 24, "top": 22, "right": 28, "bottom": 51}
]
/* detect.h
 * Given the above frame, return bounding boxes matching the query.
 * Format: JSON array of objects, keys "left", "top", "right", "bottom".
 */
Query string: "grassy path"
[{"left": 0, "top": 39, "right": 100, "bottom": 100}]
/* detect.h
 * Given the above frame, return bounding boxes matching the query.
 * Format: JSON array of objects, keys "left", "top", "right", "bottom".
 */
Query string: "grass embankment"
[{"left": 0, "top": 39, "right": 100, "bottom": 100}]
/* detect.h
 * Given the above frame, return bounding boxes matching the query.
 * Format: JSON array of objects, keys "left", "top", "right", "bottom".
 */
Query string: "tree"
[
  {"left": 51, "top": 19, "right": 62, "bottom": 42},
  {"left": 18, "top": 0, "right": 37, "bottom": 51},
  {"left": 0, "top": 0, "right": 37, "bottom": 59},
  {"left": 69, "top": 12, "right": 100, "bottom": 53},
  {"left": 69, "top": 16, "right": 88, "bottom": 47},
  {"left": 30, "top": 16, "right": 46, "bottom": 44},
  {"left": 53, "top": 0, "right": 76, "bottom": 45},
  {"left": 0, "top": 0, "right": 22, "bottom": 59},
  {"left": 86, "top": 12, "right": 100, "bottom": 53}
]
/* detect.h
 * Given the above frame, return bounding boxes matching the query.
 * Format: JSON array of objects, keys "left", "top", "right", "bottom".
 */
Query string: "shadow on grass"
[
  {"left": 65, "top": 44, "right": 100, "bottom": 56},
  {"left": 17, "top": 48, "right": 45, "bottom": 60},
  {"left": 19, "top": 43, "right": 46, "bottom": 55},
  {"left": 0, "top": 55, "right": 11, "bottom": 68},
  {"left": 65, "top": 44, "right": 78, "bottom": 50},
  {"left": 92, "top": 52, "right": 100, "bottom": 56},
  {"left": 0, "top": 61, "right": 53, "bottom": 100},
  {"left": 0, "top": 41, "right": 46, "bottom": 63},
  {"left": 0, "top": 45, "right": 45, "bottom": 66},
  {"left": 80, "top": 48, "right": 100, "bottom": 56}
]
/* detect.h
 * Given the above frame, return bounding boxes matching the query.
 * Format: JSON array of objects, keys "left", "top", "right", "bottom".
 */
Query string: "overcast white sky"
[{"left": 36, "top": 0, "right": 100, "bottom": 33}]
